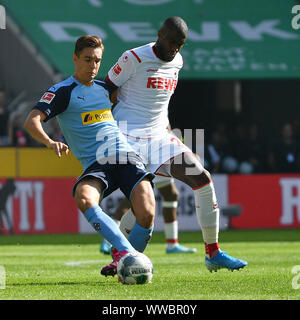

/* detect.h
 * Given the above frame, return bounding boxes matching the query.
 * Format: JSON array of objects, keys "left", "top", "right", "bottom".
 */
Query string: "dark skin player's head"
[{"left": 153, "top": 16, "right": 188, "bottom": 62}]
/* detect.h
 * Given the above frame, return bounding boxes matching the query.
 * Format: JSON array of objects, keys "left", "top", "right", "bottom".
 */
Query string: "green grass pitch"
[{"left": 0, "top": 229, "right": 299, "bottom": 300}]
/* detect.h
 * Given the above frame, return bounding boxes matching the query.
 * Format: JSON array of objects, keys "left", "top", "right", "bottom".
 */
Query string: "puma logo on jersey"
[{"left": 146, "top": 77, "right": 177, "bottom": 92}]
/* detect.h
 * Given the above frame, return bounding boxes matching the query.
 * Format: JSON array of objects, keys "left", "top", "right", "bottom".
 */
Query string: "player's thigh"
[
  {"left": 150, "top": 132, "right": 191, "bottom": 177},
  {"left": 170, "top": 152, "right": 210, "bottom": 188},
  {"left": 153, "top": 175, "right": 173, "bottom": 188}
]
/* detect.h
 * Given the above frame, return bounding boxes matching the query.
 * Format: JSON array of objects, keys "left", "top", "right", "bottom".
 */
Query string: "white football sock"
[
  {"left": 164, "top": 220, "right": 178, "bottom": 249},
  {"left": 193, "top": 181, "right": 219, "bottom": 244},
  {"left": 119, "top": 209, "right": 136, "bottom": 239}
]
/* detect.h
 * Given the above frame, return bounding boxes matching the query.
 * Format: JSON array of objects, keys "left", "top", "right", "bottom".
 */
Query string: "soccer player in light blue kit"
[{"left": 24, "top": 35, "right": 156, "bottom": 277}]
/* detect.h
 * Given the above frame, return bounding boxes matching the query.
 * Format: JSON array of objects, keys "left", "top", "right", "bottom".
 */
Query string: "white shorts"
[
  {"left": 153, "top": 175, "right": 174, "bottom": 188},
  {"left": 125, "top": 131, "right": 192, "bottom": 177}
]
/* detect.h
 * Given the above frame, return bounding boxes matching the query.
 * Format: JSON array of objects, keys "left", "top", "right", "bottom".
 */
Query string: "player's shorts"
[
  {"left": 124, "top": 131, "right": 192, "bottom": 177},
  {"left": 72, "top": 155, "right": 155, "bottom": 201}
]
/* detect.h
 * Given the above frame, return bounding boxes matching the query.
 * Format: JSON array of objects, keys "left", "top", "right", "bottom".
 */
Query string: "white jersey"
[{"left": 108, "top": 42, "right": 183, "bottom": 138}]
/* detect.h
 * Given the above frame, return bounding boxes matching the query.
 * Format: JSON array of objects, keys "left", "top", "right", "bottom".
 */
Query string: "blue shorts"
[{"left": 72, "top": 159, "right": 155, "bottom": 201}]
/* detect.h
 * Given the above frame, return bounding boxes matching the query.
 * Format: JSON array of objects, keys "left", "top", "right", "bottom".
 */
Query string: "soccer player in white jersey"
[
  {"left": 23, "top": 35, "right": 156, "bottom": 277},
  {"left": 104, "top": 17, "right": 247, "bottom": 272}
]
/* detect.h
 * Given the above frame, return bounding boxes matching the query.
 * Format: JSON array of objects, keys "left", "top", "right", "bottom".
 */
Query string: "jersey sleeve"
[
  {"left": 107, "top": 50, "right": 137, "bottom": 87},
  {"left": 33, "top": 86, "right": 70, "bottom": 122}
]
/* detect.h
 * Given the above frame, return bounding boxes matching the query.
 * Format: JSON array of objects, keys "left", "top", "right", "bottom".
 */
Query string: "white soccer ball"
[{"left": 117, "top": 252, "right": 153, "bottom": 285}]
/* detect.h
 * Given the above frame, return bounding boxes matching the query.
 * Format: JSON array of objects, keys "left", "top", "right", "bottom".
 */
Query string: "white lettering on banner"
[
  {"left": 124, "top": 0, "right": 174, "bottom": 5},
  {"left": 33, "top": 182, "right": 45, "bottom": 230},
  {"left": 40, "top": 20, "right": 298, "bottom": 43},
  {"left": 291, "top": 5, "right": 300, "bottom": 30},
  {"left": 40, "top": 22, "right": 106, "bottom": 42},
  {"left": 15, "top": 181, "right": 45, "bottom": 231},
  {"left": 0, "top": 5, "right": 5, "bottom": 30},
  {"left": 181, "top": 47, "right": 289, "bottom": 73},
  {"left": 87, "top": 0, "right": 103, "bottom": 7},
  {"left": 16, "top": 182, "right": 32, "bottom": 231},
  {"left": 4, "top": 196, "right": 13, "bottom": 231},
  {"left": 188, "top": 22, "right": 220, "bottom": 41},
  {"left": 109, "top": 22, "right": 156, "bottom": 41},
  {"left": 0, "top": 182, "right": 14, "bottom": 231},
  {"left": 229, "top": 20, "right": 298, "bottom": 40},
  {"left": 279, "top": 178, "right": 300, "bottom": 225}
]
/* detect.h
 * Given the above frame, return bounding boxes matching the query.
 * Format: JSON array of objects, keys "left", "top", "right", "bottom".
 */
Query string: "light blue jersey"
[
  {"left": 34, "top": 76, "right": 134, "bottom": 170},
  {"left": 35, "top": 76, "right": 154, "bottom": 258}
]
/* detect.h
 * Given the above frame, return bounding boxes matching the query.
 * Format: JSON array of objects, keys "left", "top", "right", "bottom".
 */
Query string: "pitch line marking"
[{"left": 64, "top": 259, "right": 108, "bottom": 266}]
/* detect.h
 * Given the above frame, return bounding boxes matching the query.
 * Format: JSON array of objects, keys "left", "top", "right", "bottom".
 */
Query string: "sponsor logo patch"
[
  {"left": 81, "top": 109, "right": 114, "bottom": 125},
  {"left": 112, "top": 63, "right": 122, "bottom": 76},
  {"left": 39, "top": 92, "right": 55, "bottom": 104},
  {"left": 146, "top": 77, "right": 177, "bottom": 92}
]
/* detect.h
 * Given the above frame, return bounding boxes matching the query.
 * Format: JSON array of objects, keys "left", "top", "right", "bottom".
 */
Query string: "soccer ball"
[{"left": 117, "top": 252, "right": 153, "bottom": 285}]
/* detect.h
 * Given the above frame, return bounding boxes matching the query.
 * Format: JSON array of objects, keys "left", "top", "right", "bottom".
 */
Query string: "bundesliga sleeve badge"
[
  {"left": 39, "top": 92, "right": 56, "bottom": 104},
  {"left": 112, "top": 63, "right": 122, "bottom": 76}
]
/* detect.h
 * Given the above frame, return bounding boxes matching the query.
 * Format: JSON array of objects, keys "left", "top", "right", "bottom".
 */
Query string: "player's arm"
[
  {"left": 24, "top": 86, "right": 70, "bottom": 157},
  {"left": 104, "top": 50, "right": 137, "bottom": 106},
  {"left": 104, "top": 75, "right": 118, "bottom": 105},
  {"left": 24, "top": 109, "right": 69, "bottom": 157}
]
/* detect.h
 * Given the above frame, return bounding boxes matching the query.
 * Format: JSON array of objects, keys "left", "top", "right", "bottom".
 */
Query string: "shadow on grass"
[
  {"left": 0, "top": 229, "right": 300, "bottom": 245},
  {"left": 0, "top": 229, "right": 299, "bottom": 246}
]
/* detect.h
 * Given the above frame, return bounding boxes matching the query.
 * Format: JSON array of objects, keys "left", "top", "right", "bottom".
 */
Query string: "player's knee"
[
  {"left": 75, "top": 195, "right": 93, "bottom": 213},
  {"left": 140, "top": 194, "right": 156, "bottom": 228},
  {"left": 194, "top": 168, "right": 212, "bottom": 187},
  {"left": 201, "top": 168, "right": 212, "bottom": 182},
  {"left": 183, "top": 168, "right": 212, "bottom": 189},
  {"left": 74, "top": 187, "right": 98, "bottom": 213},
  {"left": 131, "top": 181, "right": 156, "bottom": 228}
]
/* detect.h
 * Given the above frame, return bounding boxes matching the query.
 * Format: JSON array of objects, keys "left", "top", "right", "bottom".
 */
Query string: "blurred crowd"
[
  {"left": 0, "top": 89, "right": 64, "bottom": 148},
  {"left": 1, "top": 89, "right": 300, "bottom": 174},
  {"left": 204, "top": 119, "right": 300, "bottom": 174}
]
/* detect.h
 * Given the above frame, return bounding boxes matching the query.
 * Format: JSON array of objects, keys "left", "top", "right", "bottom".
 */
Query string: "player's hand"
[{"left": 48, "top": 140, "right": 69, "bottom": 158}]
